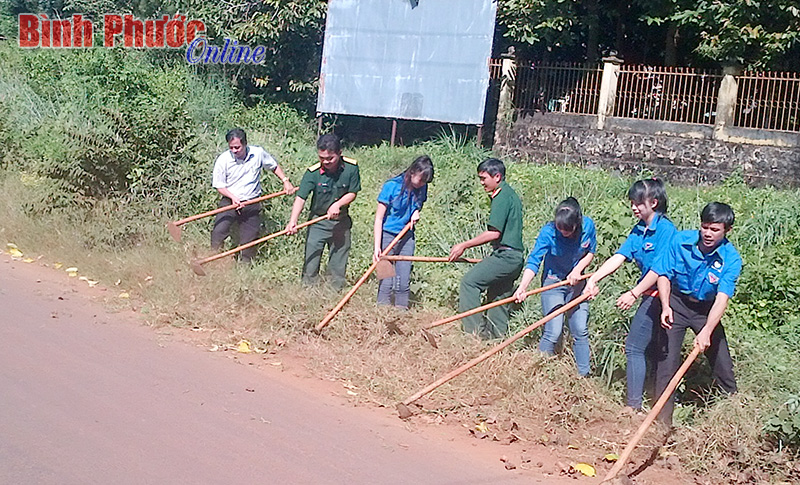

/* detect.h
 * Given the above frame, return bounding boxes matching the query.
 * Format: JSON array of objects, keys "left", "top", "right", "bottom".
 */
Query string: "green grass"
[{"left": 2, "top": 43, "right": 800, "bottom": 482}]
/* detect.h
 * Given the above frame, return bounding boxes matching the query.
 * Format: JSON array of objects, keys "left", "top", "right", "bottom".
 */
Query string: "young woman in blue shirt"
[
  {"left": 584, "top": 179, "right": 676, "bottom": 412},
  {"left": 373, "top": 155, "right": 434, "bottom": 309},
  {"left": 514, "top": 197, "right": 596, "bottom": 376}
]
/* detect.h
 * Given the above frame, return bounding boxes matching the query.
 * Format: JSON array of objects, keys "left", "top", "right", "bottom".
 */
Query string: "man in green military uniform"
[
  {"left": 448, "top": 158, "right": 525, "bottom": 339},
  {"left": 286, "top": 134, "right": 361, "bottom": 290}
]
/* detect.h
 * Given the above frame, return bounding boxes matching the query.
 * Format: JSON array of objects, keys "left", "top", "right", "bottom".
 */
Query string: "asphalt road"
[{"left": 0, "top": 257, "right": 544, "bottom": 485}]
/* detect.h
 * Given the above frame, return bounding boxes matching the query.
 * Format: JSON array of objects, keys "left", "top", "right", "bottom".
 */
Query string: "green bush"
[{"left": 766, "top": 395, "right": 800, "bottom": 449}]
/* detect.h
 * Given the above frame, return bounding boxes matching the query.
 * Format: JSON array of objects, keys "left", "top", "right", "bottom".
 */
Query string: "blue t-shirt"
[
  {"left": 377, "top": 174, "right": 427, "bottom": 235},
  {"left": 653, "top": 229, "right": 743, "bottom": 301},
  {"left": 525, "top": 216, "right": 597, "bottom": 282},
  {"left": 616, "top": 212, "right": 677, "bottom": 282}
]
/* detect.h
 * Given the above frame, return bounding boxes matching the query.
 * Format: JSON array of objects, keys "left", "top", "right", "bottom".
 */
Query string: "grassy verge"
[
  {"left": 3, "top": 138, "right": 800, "bottom": 482},
  {"left": 2, "top": 43, "right": 799, "bottom": 483}
]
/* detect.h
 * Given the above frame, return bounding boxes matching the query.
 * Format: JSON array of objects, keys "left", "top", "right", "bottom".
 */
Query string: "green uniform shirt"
[
  {"left": 297, "top": 157, "right": 361, "bottom": 216},
  {"left": 487, "top": 181, "right": 524, "bottom": 251}
]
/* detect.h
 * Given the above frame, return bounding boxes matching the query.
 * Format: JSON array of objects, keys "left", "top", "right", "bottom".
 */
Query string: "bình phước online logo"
[{"left": 18, "top": 14, "right": 266, "bottom": 65}]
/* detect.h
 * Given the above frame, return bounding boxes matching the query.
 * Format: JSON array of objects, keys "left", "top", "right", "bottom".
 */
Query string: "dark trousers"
[
  {"left": 654, "top": 292, "right": 737, "bottom": 424},
  {"left": 210, "top": 198, "right": 261, "bottom": 263},
  {"left": 624, "top": 295, "right": 663, "bottom": 409},
  {"left": 302, "top": 216, "right": 352, "bottom": 290},
  {"left": 459, "top": 248, "right": 524, "bottom": 339},
  {"left": 377, "top": 230, "right": 415, "bottom": 308}
]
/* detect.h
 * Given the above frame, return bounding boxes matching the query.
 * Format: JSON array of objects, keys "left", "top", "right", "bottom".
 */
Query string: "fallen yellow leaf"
[
  {"left": 475, "top": 422, "right": 489, "bottom": 433},
  {"left": 9, "top": 248, "right": 23, "bottom": 258},
  {"left": 568, "top": 444, "right": 579, "bottom": 449},
  {"left": 236, "top": 340, "right": 252, "bottom": 353},
  {"left": 87, "top": 280, "right": 99, "bottom": 288},
  {"left": 346, "top": 390, "right": 358, "bottom": 396},
  {"left": 604, "top": 453, "right": 619, "bottom": 462},
  {"left": 6, "top": 243, "right": 18, "bottom": 249},
  {"left": 22, "top": 258, "right": 34, "bottom": 263},
  {"left": 53, "top": 262, "right": 63, "bottom": 269},
  {"left": 118, "top": 292, "right": 130, "bottom": 299},
  {"left": 572, "top": 463, "right": 596, "bottom": 477},
  {"left": 67, "top": 271, "right": 78, "bottom": 277}
]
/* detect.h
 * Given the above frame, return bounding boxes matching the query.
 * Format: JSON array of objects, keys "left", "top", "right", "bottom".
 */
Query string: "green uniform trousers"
[
  {"left": 459, "top": 248, "right": 524, "bottom": 339},
  {"left": 302, "top": 216, "right": 352, "bottom": 290}
]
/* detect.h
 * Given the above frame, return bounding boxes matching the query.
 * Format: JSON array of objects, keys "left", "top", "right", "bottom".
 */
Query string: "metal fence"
[
  {"left": 735, "top": 71, "right": 800, "bottom": 132},
  {"left": 506, "top": 62, "right": 602, "bottom": 116},
  {"left": 491, "top": 59, "right": 800, "bottom": 133},
  {"left": 613, "top": 65, "right": 722, "bottom": 125}
]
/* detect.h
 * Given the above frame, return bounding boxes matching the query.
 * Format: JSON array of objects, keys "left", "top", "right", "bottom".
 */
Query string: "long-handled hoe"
[
  {"left": 190, "top": 215, "right": 329, "bottom": 276},
  {"left": 396, "top": 291, "right": 592, "bottom": 419},
  {"left": 374, "top": 255, "right": 482, "bottom": 280},
  {"left": 419, "top": 273, "right": 593, "bottom": 348},
  {"left": 167, "top": 189, "right": 290, "bottom": 242},
  {"left": 314, "top": 221, "right": 415, "bottom": 333},
  {"left": 601, "top": 345, "right": 702, "bottom": 483}
]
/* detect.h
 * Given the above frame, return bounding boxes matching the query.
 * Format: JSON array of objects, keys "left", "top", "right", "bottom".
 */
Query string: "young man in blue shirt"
[{"left": 653, "top": 202, "right": 743, "bottom": 424}]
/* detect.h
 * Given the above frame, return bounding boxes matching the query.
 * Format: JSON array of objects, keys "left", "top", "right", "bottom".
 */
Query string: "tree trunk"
[
  {"left": 665, "top": 22, "right": 678, "bottom": 66},
  {"left": 586, "top": 0, "right": 599, "bottom": 62}
]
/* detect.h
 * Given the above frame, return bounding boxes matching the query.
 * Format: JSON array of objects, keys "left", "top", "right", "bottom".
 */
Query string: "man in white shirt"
[{"left": 211, "top": 128, "right": 295, "bottom": 263}]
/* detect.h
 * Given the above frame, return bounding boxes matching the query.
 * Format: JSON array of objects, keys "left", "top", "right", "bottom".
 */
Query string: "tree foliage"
[{"left": 497, "top": 0, "right": 800, "bottom": 69}]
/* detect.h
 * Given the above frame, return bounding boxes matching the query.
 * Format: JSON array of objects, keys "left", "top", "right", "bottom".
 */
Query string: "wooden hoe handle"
[
  {"left": 423, "top": 273, "right": 593, "bottom": 331},
  {"left": 168, "top": 189, "right": 290, "bottom": 242},
  {"left": 602, "top": 345, "right": 702, "bottom": 482},
  {"left": 400, "top": 292, "right": 592, "bottom": 409},
  {"left": 382, "top": 255, "right": 482, "bottom": 263},
  {"left": 314, "top": 221, "right": 415, "bottom": 333},
  {"left": 191, "top": 215, "right": 329, "bottom": 275},
  {"left": 174, "top": 189, "right": 288, "bottom": 227}
]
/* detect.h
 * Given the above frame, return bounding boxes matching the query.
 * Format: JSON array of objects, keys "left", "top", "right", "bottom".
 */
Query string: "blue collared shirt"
[
  {"left": 616, "top": 213, "right": 677, "bottom": 280},
  {"left": 525, "top": 217, "right": 597, "bottom": 281},
  {"left": 377, "top": 174, "right": 427, "bottom": 235},
  {"left": 653, "top": 230, "right": 742, "bottom": 301}
]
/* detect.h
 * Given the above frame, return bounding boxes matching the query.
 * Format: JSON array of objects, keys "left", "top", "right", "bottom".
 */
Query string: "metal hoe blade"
[
  {"left": 190, "top": 260, "right": 206, "bottom": 276},
  {"left": 375, "top": 259, "right": 395, "bottom": 280},
  {"left": 167, "top": 222, "right": 182, "bottom": 242}
]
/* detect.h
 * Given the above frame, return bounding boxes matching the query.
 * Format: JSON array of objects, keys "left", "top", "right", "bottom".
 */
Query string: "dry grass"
[{"left": 2, "top": 172, "right": 797, "bottom": 484}]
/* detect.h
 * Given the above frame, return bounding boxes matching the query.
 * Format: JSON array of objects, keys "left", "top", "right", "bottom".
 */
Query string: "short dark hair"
[
  {"left": 226, "top": 128, "right": 247, "bottom": 145},
  {"left": 701, "top": 202, "right": 735, "bottom": 229},
  {"left": 477, "top": 158, "right": 505, "bottom": 179},
  {"left": 628, "top": 178, "right": 668, "bottom": 214},
  {"left": 403, "top": 155, "right": 434, "bottom": 189},
  {"left": 554, "top": 197, "right": 583, "bottom": 236},
  {"left": 317, "top": 133, "right": 341, "bottom": 153}
]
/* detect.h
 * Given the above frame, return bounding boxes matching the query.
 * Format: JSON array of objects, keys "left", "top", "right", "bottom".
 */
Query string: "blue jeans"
[
  {"left": 377, "top": 231, "right": 415, "bottom": 308},
  {"left": 625, "top": 295, "right": 662, "bottom": 409},
  {"left": 539, "top": 275, "right": 590, "bottom": 376}
]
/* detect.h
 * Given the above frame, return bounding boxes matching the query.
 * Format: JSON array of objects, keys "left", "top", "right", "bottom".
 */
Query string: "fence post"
[
  {"left": 713, "top": 65, "right": 740, "bottom": 141},
  {"left": 494, "top": 47, "right": 517, "bottom": 146},
  {"left": 596, "top": 55, "right": 623, "bottom": 130}
]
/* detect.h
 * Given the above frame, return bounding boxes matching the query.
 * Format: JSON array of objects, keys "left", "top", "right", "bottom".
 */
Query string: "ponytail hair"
[
  {"left": 628, "top": 178, "right": 668, "bottom": 214},
  {"left": 554, "top": 197, "right": 582, "bottom": 237}
]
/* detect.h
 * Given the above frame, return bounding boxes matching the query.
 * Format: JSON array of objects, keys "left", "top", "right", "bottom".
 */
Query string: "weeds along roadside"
[
  {"left": 4, "top": 151, "right": 800, "bottom": 481},
  {"left": 1, "top": 47, "right": 800, "bottom": 480}
]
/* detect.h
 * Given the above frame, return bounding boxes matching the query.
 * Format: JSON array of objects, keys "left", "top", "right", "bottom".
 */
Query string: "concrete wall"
[{"left": 498, "top": 113, "right": 800, "bottom": 187}]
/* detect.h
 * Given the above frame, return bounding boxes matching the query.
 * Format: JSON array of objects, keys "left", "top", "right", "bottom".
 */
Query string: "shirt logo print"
[
  {"left": 644, "top": 242, "right": 654, "bottom": 251},
  {"left": 712, "top": 260, "right": 723, "bottom": 270},
  {"left": 708, "top": 273, "right": 719, "bottom": 284},
  {"left": 581, "top": 241, "right": 590, "bottom": 248}
]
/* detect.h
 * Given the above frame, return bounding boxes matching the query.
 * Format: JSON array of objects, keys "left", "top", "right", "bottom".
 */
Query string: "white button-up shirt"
[{"left": 212, "top": 145, "right": 278, "bottom": 201}]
